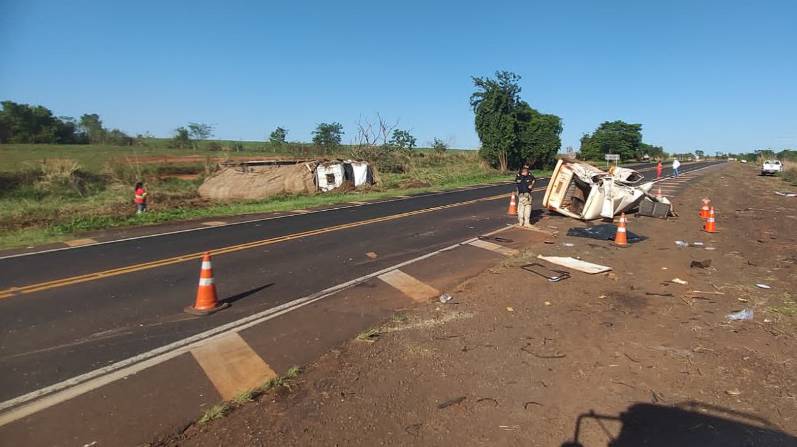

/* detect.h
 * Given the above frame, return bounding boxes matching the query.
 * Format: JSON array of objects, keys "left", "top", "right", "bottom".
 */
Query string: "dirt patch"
[{"left": 158, "top": 163, "right": 796, "bottom": 446}]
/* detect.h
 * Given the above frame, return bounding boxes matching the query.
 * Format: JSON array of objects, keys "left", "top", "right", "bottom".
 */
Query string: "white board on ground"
[{"left": 537, "top": 255, "right": 612, "bottom": 274}]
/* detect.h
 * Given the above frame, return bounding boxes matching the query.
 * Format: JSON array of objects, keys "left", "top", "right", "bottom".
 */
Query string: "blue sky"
[{"left": 1, "top": 0, "right": 795, "bottom": 154}]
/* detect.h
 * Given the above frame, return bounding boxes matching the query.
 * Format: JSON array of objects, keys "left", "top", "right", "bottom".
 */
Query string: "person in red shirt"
[
  {"left": 656, "top": 160, "right": 663, "bottom": 179},
  {"left": 134, "top": 181, "right": 148, "bottom": 214}
]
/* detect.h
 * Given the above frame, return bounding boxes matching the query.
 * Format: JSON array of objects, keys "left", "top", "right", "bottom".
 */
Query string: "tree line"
[{"left": 0, "top": 101, "right": 133, "bottom": 145}]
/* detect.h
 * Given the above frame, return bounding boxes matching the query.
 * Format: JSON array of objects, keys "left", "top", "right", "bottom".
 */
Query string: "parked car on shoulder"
[{"left": 761, "top": 160, "right": 783, "bottom": 175}]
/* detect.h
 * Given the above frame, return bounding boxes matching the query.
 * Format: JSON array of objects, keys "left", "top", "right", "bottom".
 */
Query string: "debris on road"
[
  {"left": 675, "top": 240, "right": 689, "bottom": 248},
  {"left": 521, "top": 263, "right": 571, "bottom": 282},
  {"left": 670, "top": 278, "right": 688, "bottom": 285},
  {"left": 690, "top": 259, "right": 712, "bottom": 269},
  {"left": 726, "top": 309, "right": 754, "bottom": 321},
  {"left": 566, "top": 223, "right": 645, "bottom": 243},
  {"left": 437, "top": 396, "right": 466, "bottom": 409},
  {"left": 774, "top": 191, "right": 796, "bottom": 197},
  {"left": 537, "top": 255, "right": 611, "bottom": 274},
  {"left": 438, "top": 293, "right": 453, "bottom": 304},
  {"left": 755, "top": 284, "right": 772, "bottom": 289}
]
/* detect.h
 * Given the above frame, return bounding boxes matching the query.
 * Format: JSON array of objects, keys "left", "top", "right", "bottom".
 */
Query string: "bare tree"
[{"left": 353, "top": 113, "right": 398, "bottom": 149}]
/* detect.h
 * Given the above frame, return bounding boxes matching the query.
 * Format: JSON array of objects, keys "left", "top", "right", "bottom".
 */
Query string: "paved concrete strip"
[
  {"left": 63, "top": 238, "right": 97, "bottom": 247},
  {"left": 468, "top": 238, "right": 519, "bottom": 256},
  {"left": 378, "top": 269, "right": 439, "bottom": 302},
  {"left": 191, "top": 332, "right": 277, "bottom": 400},
  {"left": 200, "top": 221, "right": 227, "bottom": 226}
]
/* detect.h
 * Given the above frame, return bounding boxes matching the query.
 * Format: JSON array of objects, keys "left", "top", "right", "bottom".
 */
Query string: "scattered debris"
[
  {"left": 725, "top": 389, "right": 742, "bottom": 396},
  {"left": 670, "top": 278, "right": 688, "bottom": 285},
  {"left": 756, "top": 284, "right": 772, "bottom": 289},
  {"left": 499, "top": 425, "right": 520, "bottom": 431},
  {"left": 475, "top": 397, "right": 499, "bottom": 407},
  {"left": 438, "top": 293, "right": 453, "bottom": 304},
  {"left": 726, "top": 309, "right": 754, "bottom": 321},
  {"left": 523, "top": 401, "right": 543, "bottom": 410},
  {"left": 537, "top": 255, "right": 611, "bottom": 274},
  {"left": 478, "top": 236, "right": 514, "bottom": 243},
  {"left": 521, "top": 263, "right": 571, "bottom": 282},
  {"left": 506, "top": 307, "right": 514, "bottom": 312},
  {"left": 690, "top": 290, "right": 725, "bottom": 295},
  {"left": 646, "top": 292, "right": 674, "bottom": 297},
  {"left": 365, "top": 252, "right": 378, "bottom": 259},
  {"left": 690, "top": 259, "right": 712, "bottom": 269},
  {"left": 638, "top": 198, "right": 673, "bottom": 219},
  {"left": 544, "top": 301, "right": 552, "bottom": 306},
  {"left": 691, "top": 242, "right": 704, "bottom": 246},
  {"left": 675, "top": 240, "right": 689, "bottom": 248},
  {"left": 437, "top": 396, "right": 466, "bottom": 409},
  {"left": 774, "top": 191, "right": 797, "bottom": 197},
  {"left": 705, "top": 247, "right": 717, "bottom": 251},
  {"left": 567, "top": 224, "right": 646, "bottom": 243},
  {"left": 563, "top": 242, "right": 575, "bottom": 247}
]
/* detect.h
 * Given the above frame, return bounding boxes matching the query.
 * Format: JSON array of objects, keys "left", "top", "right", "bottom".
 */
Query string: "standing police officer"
[{"left": 515, "top": 165, "right": 535, "bottom": 227}]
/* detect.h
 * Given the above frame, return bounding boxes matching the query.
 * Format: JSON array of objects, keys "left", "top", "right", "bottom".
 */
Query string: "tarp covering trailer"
[{"left": 198, "top": 159, "right": 378, "bottom": 200}]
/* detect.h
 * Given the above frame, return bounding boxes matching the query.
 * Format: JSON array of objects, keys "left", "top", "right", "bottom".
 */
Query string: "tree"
[
  {"left": 269, "top": 127, "right": 287, "bottom": 145},
  {"left": 431, "top": 138, "right": 448, "bottom": 153},
  {"left": 172, "top": 127, "right": 191, "bottom": 149},
  {"left": 471, "top": 71, "right": 562, "bottom": 170},
  {"left": 388, "top": 129, "right": 416, "bottom": 151},
  {"left": 79, "top": 113, "right": 105, "bottom": 143},
  {"left": 312, "top": 122, "right": 344, "bottom": 148},
  {"left": 695, "top": 149, "right": 705, "bottom": 159},
  {"left": 0, "top": 101, "right": 81, "bottom": 143},
  {"left": 579, "top": 121, "right": 643, "bottom": 161},
  {"left": 640, "top": 143, "right": 666, "bottom": 160}
]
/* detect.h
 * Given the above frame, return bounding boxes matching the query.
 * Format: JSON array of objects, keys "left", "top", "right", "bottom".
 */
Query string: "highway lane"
[{"left": 0, "top": 161, "right": 718, "bottom": 402}]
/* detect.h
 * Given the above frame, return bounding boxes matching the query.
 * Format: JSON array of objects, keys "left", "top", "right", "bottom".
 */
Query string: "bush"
[{"left": 207, "top": 141, "right": 223, "bottom": 151}]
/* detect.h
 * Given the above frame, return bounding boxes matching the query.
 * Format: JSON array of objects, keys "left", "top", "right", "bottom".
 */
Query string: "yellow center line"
[
  {"left": 0, "top": 191, "right": 520, "bottom": 300},
  {"left": 0, "top": 162, "right": 709, "bottom": 300}
]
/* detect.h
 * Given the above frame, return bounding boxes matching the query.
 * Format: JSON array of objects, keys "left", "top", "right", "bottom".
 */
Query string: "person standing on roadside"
[
  {"left": 672, "top": 158, "right": 681, "bottom": 177},
  {"left": 515, "top": 165, "right": 535, "bottom": 227},
  {"left": 134, "top": 181, "right": 148, "bottom": 214},
  {"left": 656, "top": 160, "right": 663, "bottom": 178}
]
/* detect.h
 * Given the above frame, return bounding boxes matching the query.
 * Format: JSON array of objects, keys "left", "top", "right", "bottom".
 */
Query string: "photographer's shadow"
[{"left": 562, "top": 401, "right": 796, "bottom": 447}]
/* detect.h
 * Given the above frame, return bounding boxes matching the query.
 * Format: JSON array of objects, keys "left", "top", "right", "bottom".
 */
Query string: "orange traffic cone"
[
  {"left": 703, "top": 207, "right": 717, "bottom": 233},
  {"left": 185, "top": 252, "right": 229, "bottom": 315},
  {"left": 656, "top": 187, "right": 663, "bottom": 201},
  {"left": 699, "top": 198, "right": 711, "bottom": 219},
  {"left": 507, "top": 192, "right": 518, "bottom": 216},
  {"left": 613, "top": 213, "right": 629, "bottom": 247}
]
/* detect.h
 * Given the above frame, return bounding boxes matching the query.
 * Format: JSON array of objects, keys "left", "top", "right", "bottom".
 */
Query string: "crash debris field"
[{"left": 160, "top": 163, "right": 796, "bottom": 446}]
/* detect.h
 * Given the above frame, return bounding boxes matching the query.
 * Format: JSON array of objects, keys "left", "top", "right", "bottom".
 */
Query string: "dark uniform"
[{"left": 515, "top": 170, "right": 535, "bottom": 226}]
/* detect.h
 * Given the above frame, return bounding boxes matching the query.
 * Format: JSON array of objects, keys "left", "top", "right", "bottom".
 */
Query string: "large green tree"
[
  {"left": 0, "top": 101, "right": 81, "bottom": 143},
  {"left": 579, "top": 121, "right": 643, "bottom": 161},
  {"left": 470, "top": 71, "right": 562, "bottom": 170},
  {"left": 312, "top": 122, "right": 344, "bottom": 148}
]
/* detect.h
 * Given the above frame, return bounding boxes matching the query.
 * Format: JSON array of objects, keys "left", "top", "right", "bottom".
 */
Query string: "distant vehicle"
[
  {"left": 740, "top": 159, "right": 748, "bottom": 163},
  {"left": 761, "top": 160, "right": 783, "bottom": 175}
]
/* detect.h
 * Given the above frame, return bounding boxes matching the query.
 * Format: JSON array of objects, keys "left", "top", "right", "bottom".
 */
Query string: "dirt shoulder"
[{"left": 160, "top": 163, "right": 796, "bottom": 446}]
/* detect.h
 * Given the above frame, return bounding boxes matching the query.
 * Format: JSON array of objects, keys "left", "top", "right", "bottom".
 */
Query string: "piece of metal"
[{"left": 521, "top": 263, "right": 571, "bottom": 282}]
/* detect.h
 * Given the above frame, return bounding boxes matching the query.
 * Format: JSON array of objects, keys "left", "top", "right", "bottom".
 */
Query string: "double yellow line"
[{"left": 0, "top": 192, "right": 511, "bottom": 300}]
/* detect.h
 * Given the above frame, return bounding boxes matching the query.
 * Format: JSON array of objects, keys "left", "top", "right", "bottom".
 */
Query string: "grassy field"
[{"left": 0, "top": 143, "right": 531, "bottom": 250}]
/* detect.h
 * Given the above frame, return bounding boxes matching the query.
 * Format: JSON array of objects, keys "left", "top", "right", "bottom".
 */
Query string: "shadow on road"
[
  {"left": 221, "top": 283, "right": 274, "bottom": 305},
  {"left": 561, "top": 401, "right": 796, "bottom": 447}
]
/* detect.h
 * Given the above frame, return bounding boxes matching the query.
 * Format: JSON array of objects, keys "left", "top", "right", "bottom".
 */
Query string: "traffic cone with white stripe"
[
  {"left": 185, "top": 252, "right": 229, "bottom": 315},
  {"left": 699, "top": 198, "right": 711, "bottom": 219},
  {"left": 612, "top": 213, "right": 629, "bottom": 247},
  {"left": 703, "top": 207, "right": 717, "bottom": 233},
  {"left": 507, "top": 192, "right": 518, "bottom": 216},
  {"left": 656, "top": 187, "right": 663, "bottom": 201}
]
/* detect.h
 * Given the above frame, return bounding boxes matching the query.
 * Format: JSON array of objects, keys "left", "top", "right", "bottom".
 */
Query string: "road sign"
[{"left": 605, "top": 154, "right": 620, "bottom": 161}]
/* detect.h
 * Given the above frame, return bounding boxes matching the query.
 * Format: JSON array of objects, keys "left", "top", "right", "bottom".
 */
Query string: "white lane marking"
[
  {"left": 0, "top": 182, "right": 517, "bottom": 261},
  {"left": 378, "top": 269, "right": 439, "bottom": 302},
  {"left": 0, "top": 225, "right": 515, "bottom": 424},
  {"left": 191, "top": 332, "right": 276, "bottom": 400},
  {"left": 468, "top": 239, "right": 519, "bottom": 256}
]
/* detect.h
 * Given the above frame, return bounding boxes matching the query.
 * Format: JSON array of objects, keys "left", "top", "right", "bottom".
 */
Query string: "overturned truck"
[
  {"left": 198, "top": 159, "right": 378, "bottom": 201},
  {"left": 542, "top": 159, "right": 667, "bottom": 220}
]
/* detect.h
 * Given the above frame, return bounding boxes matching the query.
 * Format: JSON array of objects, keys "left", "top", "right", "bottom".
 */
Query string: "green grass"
[{"left": 0, "top": 144, "right": 551, "bottom": 250}]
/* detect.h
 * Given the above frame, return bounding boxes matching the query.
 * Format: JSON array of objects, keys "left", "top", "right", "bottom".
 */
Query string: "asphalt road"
[{"left": 0, "top": 161, "right": 718, "bottom": 402}]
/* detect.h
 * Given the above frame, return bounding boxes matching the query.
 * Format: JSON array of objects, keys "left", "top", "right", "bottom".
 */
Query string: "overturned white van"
[{"left": 542, "top": 159, "right": 654, "bottom": 220}]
